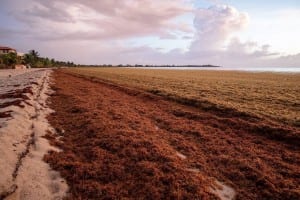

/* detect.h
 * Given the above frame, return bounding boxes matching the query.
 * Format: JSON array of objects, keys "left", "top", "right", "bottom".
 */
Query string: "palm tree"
[
  {"left": 29, "top": 49, "right": 39, "bottom": 60},
  {"left": 24, "top": 50, "right": 39, "bottom": 67}
]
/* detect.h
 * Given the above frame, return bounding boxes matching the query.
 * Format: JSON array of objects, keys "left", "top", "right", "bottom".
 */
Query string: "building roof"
[{"left": 0, "top": 46, "right": 16, "bottom": 51}]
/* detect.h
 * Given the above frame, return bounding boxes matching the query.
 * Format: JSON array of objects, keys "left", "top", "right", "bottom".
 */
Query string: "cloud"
[
  {"left": 1, "top": 0, "right": 192, "bottom": 40},
  {"left": 181, "top": 5, "right": 300, "bottom": 67},
  {"left": 190, "top": 5, "right": 249, "bottom": 51},
  {"left": 0, "top": 1, "right": 299, "bottom": 67},
  {"left": 225, "top": 38, "right": 279, "bottom": 58},
  {"left": 0, "top": 28, "right": 26, "bottom": 38},
  {"left": 266, "top": 53, "right": 300, "bottom": 67}
]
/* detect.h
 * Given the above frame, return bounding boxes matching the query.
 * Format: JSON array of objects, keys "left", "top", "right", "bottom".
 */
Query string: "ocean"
[{"left": 137, "top": 66, "right": 300, "bottom": 73}]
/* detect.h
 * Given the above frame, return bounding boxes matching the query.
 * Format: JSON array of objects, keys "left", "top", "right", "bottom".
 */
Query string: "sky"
[{"left": 0, "top": 0, "right": 300, "bottom": 67}]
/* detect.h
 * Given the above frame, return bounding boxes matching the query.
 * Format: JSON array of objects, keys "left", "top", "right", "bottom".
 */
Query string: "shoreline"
[
  {"left": 1, "top": 67, "right": 299, "bottom": 74},
  {"left": 127, "top": 66, "right": 300, "bottom": 73}
]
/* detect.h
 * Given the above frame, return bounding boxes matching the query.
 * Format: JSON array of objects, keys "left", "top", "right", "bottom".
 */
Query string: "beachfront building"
[
  {"left": 0, "top": 46, "right": 17, "bottom": 55},
  {"left": 0, "top": 45, "right": 26, "bottom": 69}
]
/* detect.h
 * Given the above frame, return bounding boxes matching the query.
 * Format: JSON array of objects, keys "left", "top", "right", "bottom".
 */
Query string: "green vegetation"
[
  {"left": 65, "top": 67, "right": 300, "bottom": 126},
  {"left": 0, "top": 52, "right": 18, "bottom": 67},
  {"left": 0, "top": 49, "right": 76, "bottom": 68},
  {"left": 23, "top": 49, "right": 76, "bottom": 68}
]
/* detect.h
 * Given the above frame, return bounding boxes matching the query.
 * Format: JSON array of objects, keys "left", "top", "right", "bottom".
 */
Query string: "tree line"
[{"left": 0, "top": 50, "right": 76, "bottom": 69}]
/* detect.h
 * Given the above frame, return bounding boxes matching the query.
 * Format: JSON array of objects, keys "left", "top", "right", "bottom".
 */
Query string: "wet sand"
[{"left": 45, "top": 70, "right": 299, "bottom": 199}]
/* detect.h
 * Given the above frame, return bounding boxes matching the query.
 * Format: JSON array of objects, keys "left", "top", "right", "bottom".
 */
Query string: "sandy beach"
[{"left": 0, "top": 69, "right": 67, "bottom": 199}]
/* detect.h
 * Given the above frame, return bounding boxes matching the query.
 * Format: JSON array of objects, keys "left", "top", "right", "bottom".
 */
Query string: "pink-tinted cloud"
[
  {"left": 191, "top": 5, "right": 249, "bottom": 51},
  {"left": 3, "top": 0, "right": 192, "bottom": 40},
  {"left": 0, "top": 1, "right": 299, "bottom": 67},
  {"left": 183, "top": 5, "right": 300, "bottom": 67}
]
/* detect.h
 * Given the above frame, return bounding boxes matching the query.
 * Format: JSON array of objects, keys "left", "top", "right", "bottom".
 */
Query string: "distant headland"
[{"left": 89, "top": 64, "right": 221, "bottom": 68}]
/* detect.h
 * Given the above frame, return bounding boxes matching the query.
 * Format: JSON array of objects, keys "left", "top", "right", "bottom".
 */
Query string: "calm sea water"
[{"left": 137, "top": 67, "right": 300, "bottom": 73}]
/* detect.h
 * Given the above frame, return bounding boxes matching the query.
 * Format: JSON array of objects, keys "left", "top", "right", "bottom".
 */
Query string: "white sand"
[
  {"left": 183, "top": 162, "right": 236, "bottom": 199},
  {"left": 175, "top": 152, "right": 187, "bottom": 160},
  {"left": 0, "top": 69, "right": 68, "bottom": 199},
  {"left": 210, "top": 180, "right": 236, "bottom": 200}
]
